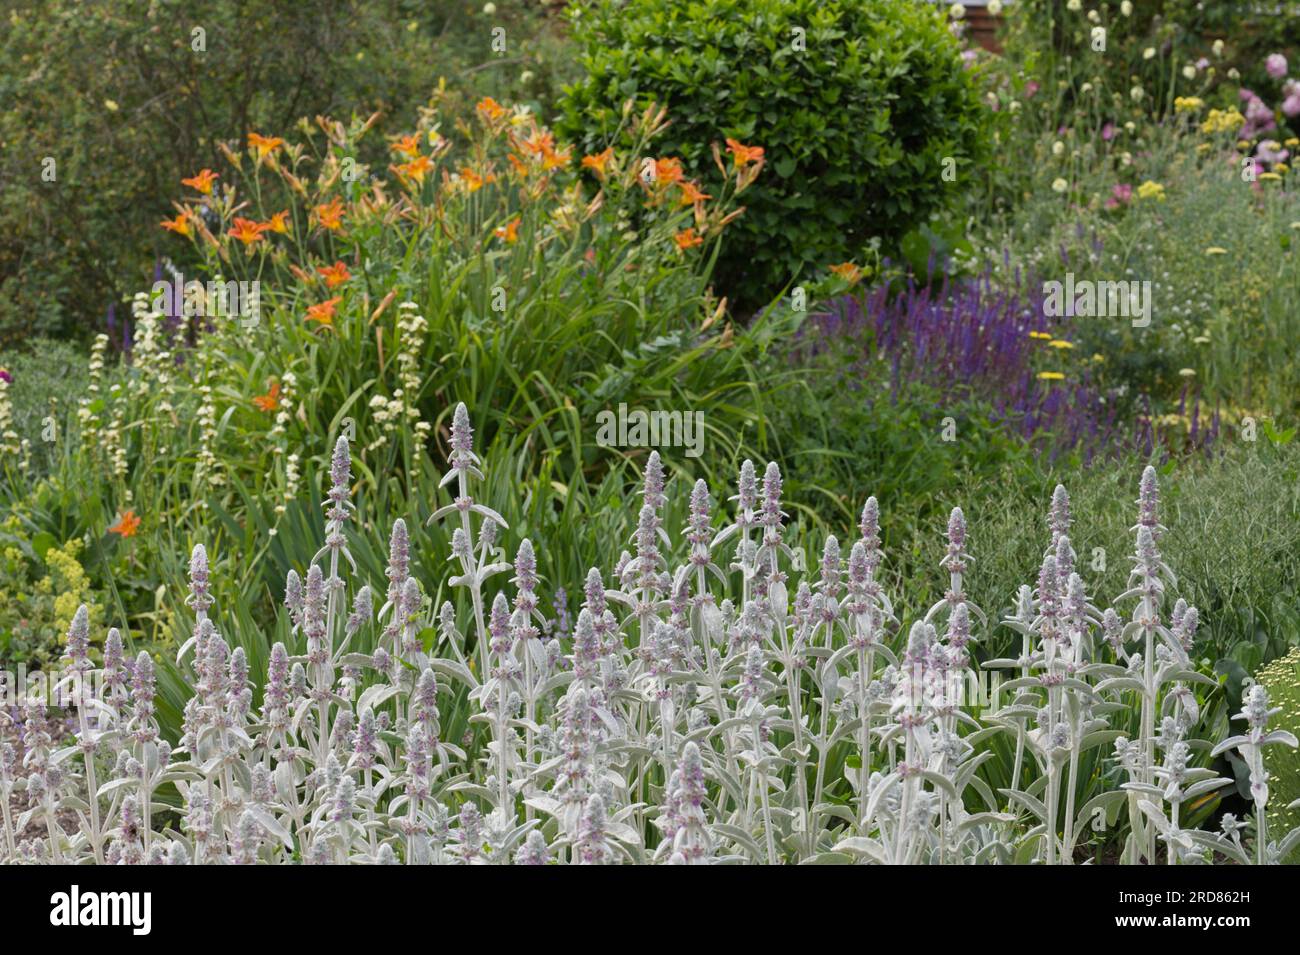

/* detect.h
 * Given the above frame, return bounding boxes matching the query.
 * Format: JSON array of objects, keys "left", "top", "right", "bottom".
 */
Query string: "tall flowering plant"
[{"left": 3, "top": 403, "right": 1294, "bottom": 865}]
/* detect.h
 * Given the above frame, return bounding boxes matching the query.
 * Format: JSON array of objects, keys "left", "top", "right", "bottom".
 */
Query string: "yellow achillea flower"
[
  {"left": 1174, "top": 96, "right": 1204, "bottom": 112},
  {"left": 1258, "top": 172, "right": 1282, "bottom": 181},
  {"left": 1028, "top": 331, "right": 1053, "bottom": 340},
  {"left": 1200, "top": 108, "right": 1245, "bottom": 134},
  {"left": 1204, "top": 247, "right": 1228, "bottom": 255},
  {"left": 1137, "top": 180, "right": 1165, "bottom": 201},
  {"left": 1037, "top": 371, "right": 1065, "bottom": 381},
  {"left": 1048, "top": 339, "right": 1074, "bottom": 349}
]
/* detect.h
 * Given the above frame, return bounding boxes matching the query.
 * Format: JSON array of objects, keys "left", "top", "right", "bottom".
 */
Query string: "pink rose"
[{"left": 1266, "top": 54, "right": 1288, "bottom": 79}]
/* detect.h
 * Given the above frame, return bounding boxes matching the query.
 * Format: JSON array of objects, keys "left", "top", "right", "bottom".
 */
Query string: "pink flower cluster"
[
  {"left": 1240, "top": 88, "right": 1277, "bottom": 136},
  {"left": 1260, "top": 53, "right": 1300, "bottom": 119}
]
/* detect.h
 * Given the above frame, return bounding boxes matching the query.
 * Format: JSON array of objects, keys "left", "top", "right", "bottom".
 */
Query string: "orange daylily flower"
[
  {"left": 228, "top": 217, "right": 266, "bottom": 246},
  {"left": 396, "top": 154, "right": 435, "bottom": 185},
  {"left": 459, "top": 167, "right": 496, "bottom": 193},
  {"left": 520, "top": 129, "right": 555, "bottom": 158},
  {"left": 476, "top": 97, "right": 507, "bottom": 122},
  {"left": 107, "top": 510, "right": 141, "bottom": 538},
  {"left": 541, "top": 144, "right": 571, "bottom": 171},
  {"left": 161, "top": 213, "right": 192, "bottom": 237},
  {"left": 677, "top": 180, "right": 712, "bottom": 206},
  {"left": 581, "top": 147, "right": 614, "bottom": 178},
  {"left": 725, "top": 138, "right": 765, "bottom": 168},
  {"left": 506, "top": 153, "right": 531, "bottom": 178},
  {"left": 262, "top": 210, "right": 291, "bottom": 234},
  {"left": 247, "top": 132, "right": 285, "bottom": 160},
  {"left": 182, "top": 168, "right": 219, "bottom": 194},
  {"left": 306, "top": 296, "right": 342, "bottom": 325},
  {"left": 318, "top": 261, "right": 351, "bottom": 288},
  {"left": 391, "top": 134, "right": 422, "bottom": 158},
  {"left": 494, "top": 217, "right": 521, "bottom": 243},
  {"left": 252, "top": 381, "right": 281, "bottom": 412},
  {"left": 830, "top": 262, "right": 863, "bottom": 284},
  {"left": 674, "top": 228, "right": 704, "bottom": 250},
  {"left": 654, "top": 157, "right": 685, "bottom": 185},
  {"left": 315, "top": 198, "right": 345, "bottom": 231}
]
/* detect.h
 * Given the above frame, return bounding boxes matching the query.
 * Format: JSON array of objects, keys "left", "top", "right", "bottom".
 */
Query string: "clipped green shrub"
[{"left": 557, "top": 0, "right": 989, "bottom": 309}]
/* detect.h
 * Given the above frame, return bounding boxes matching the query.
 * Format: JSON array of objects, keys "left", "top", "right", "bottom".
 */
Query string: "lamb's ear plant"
[
  {"left": 0, "top": 407, "right": 1283, "bottom": 865},
  {"left": 1206, "top": 685, "right": 1300, "bottom": 865}
]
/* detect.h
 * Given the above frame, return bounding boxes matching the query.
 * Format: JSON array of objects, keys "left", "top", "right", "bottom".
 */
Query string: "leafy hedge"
[{"left": 557, "top": 0, "right": 990, "bottom": 310}]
